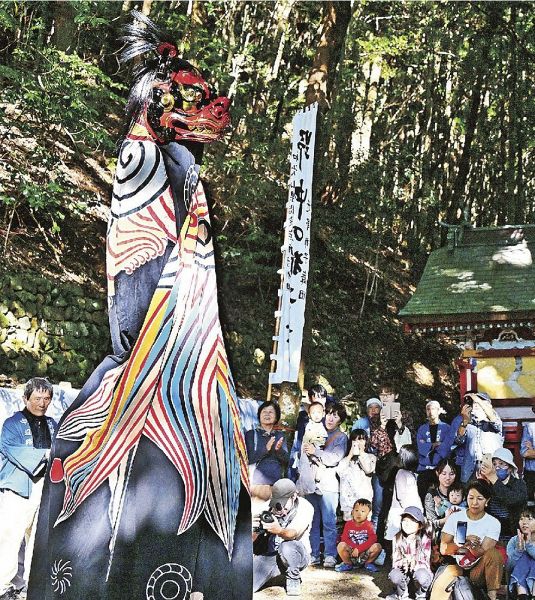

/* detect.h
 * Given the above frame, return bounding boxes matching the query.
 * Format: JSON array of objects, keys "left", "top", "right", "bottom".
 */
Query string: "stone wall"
[{"left": 0, "top": 269, "right": 111, "bottom": 386}]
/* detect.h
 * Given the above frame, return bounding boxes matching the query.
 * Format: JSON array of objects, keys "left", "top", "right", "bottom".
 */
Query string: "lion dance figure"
[{"left": 28, "top": 12, "right": 252, "bottom": 600}]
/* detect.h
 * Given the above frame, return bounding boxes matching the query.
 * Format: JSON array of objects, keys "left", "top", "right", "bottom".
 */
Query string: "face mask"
[{"left": 496, "top": 467, "right": 510, "bottom": 481}]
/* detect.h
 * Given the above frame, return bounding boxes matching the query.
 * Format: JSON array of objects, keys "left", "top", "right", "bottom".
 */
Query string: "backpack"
[{"left": 445, "top": 576, "right": 490, "bottom": 600}]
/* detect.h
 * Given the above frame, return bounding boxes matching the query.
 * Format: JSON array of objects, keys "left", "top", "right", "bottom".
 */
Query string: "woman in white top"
[
  {"left": 430, "top": 479, "right": 503, "bottom": 600},
  {"left": 385, "top": 444, "right": 422, "bottom": 540},
  {"left": 337, "top": 428, "right": 376, "bottom": 520}
]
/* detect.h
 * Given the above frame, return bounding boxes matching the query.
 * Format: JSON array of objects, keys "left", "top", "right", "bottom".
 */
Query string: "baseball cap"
[
  {"left": 492, "top": 447, "right": 517, "bottom": 472},
  {"left": 464, "top": 391, "right": 491, "bottom": 403},
  {"left": 401, "top": 506, "right": 425, "bottom": 524},
  {"left": 269, "top": 479, "right": 296, "bottom": 508},
  {"left": 366, "top": 398, "right": 382, "bottom": 408}
]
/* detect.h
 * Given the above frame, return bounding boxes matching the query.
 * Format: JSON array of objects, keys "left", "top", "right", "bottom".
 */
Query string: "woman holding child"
[
  {"left": 305, "top": 402, "right": 348, "bottom": 568},
  {"left": 424, "top": 458, "right": 461, "bottom": 533},
  {"left": 430, "top": 480, "right": 503, "bottom": 600}
]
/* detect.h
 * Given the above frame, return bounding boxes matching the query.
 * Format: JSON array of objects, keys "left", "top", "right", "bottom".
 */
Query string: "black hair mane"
[{"left": 120, "top": 10, "right": 190, "bottom": 126}]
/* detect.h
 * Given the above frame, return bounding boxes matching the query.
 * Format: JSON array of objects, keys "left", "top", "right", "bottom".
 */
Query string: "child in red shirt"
[{"left": 335, "top": 498, "right": 383, "bottom": 572}]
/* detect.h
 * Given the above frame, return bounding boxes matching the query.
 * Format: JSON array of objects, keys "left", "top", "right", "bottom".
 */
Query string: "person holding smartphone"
[
  {"left": 430, "top": 480, "right": 503, "bottom": 600},
  {"left": 378, "top": 383, "right": 415, "bottom": 449},
  {"left": 446, "top": 392, "right": 503, "bottom": 484}
]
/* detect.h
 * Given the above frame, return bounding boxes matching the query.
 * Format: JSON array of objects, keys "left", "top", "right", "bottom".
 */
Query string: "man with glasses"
[{"left": 252, "top": 479, "right": 314, "bottom": 596}]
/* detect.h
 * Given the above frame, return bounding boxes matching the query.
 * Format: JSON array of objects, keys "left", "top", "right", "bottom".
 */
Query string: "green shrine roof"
[{"left": 399, "top": 225, "right": 535, "bottom": 332}]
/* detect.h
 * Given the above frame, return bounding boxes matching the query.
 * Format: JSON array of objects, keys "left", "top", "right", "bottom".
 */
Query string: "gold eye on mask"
[
  {"left": 180, "top": 84, "right": 204, "bottom": 105},
  {"left": 161, "top": 92, "right": 175, "bottom": 112}
]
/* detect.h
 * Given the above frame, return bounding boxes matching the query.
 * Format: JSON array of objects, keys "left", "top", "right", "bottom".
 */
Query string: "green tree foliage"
[{"left": 0, "top": 1, "right": 533, "bottom": 419}]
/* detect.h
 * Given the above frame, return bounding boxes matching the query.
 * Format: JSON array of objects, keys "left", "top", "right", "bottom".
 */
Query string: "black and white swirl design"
[
  {"left": 51, "top": 559, "right": 72, "bottom": 595},
  {"left": 183, "top": 164, "right": 199, "bottom": 213},
  {"left": 146, "top": 563, "right": 192, "bottom": 600},
  {"left": 111, "top": 141, "right": 169, "bottom": 219}
]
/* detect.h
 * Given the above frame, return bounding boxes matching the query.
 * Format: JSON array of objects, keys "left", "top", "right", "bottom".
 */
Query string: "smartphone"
[
  {"left": 482, "top": 453, "right": 492, "bottom": 469},
  {"left": 380, "top": 402, "right": 401, "bottom": 420},
  {"left": 380, "top": 405, "right": 391, "bottom": 420},
  {"left": 456, "top": 521, "right": 468, "bottom": 545}
]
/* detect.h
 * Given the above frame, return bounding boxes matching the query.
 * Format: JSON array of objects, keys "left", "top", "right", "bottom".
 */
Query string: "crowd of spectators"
[
  {"left": 249, "top": 383, "right": 535, "bottom": 598},
  {"left": 1, "top": 379, "right": 534, "bottom": 599}
]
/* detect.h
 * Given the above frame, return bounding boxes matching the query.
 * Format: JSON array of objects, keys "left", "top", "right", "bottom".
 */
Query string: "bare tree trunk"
[
  {"left": 445, "top": 69, "right": 484, "bottom": 224},
  {"left": 142, "top": 0, "right": 153, "bottom": 17},
  {"left": 227, "top": 3, "right": 252, "bottom": 100},
  {"left": 305, "top": 0, "right": 352, "bottom": 108},
  {"left": 51, "top": 1, "right": 76, "bottom": 53},
  {"left": 350, "top": 57, "right": 382, "bottom": 167},
  {"left": 269, "top": 0, "right": 296, "bottom": 81}
]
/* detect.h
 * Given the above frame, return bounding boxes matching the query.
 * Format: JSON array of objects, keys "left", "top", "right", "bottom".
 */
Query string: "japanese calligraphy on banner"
[{"left": 269, "top": 103, "right": 318, "bottom": 384}]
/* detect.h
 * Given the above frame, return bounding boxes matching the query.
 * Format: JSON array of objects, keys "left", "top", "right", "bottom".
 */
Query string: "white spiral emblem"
[
  {"left": 184, "top": 164, "right": 199, "bottom": 212},
  {"left": 112, "top": 141, "right": 169, "bottom": 218},
  {"left": 146, "top": 563, "right": 192, "bottom": 600},
  {"left": 51, "top": 559, "right": 72, "bottom": 595}
]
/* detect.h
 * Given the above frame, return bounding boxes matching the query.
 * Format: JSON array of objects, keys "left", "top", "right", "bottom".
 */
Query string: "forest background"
[{"left": 0, "top": 0, "right": 533, "bottom": 425}]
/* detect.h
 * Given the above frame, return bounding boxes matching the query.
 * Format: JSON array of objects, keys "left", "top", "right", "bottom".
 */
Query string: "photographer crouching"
[{"left": 253, "top": 479, "right": 314, "bottom": 596}]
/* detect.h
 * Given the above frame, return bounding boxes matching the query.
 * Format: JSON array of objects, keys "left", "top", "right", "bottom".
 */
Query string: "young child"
[
  {"left": 302, "top": 402, "right": 328, "bottom": 447},
  {"left": 288, "top": 386, "right": 327, "bottom": 481},
  {"left": 335, "top": 498, "right": 382, "bottom": 573},
  {"left": 507, "top": 504, "right": 535, "bottom": 600},
  {"left": 387, "top": 506, "right": 432, "bottom": 600},
  {"left": 337, "top": 429, "right": 376, "bottom": 520},
  {"left": 296, "top": 402, "right": 327, "bottom": 494},
  {"left": 435, "top": 482, "right": 466, "bottom": 519}
]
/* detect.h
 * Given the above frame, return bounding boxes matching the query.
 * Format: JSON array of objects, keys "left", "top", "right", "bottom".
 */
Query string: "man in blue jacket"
[
  {"left": 0, "top": 378, "right": 56, "bottom": 600},
  {"left": 416, "top": 400, "right": 451, "bottom": 502}
]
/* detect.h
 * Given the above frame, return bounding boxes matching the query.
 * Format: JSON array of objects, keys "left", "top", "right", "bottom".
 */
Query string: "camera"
[
  {"left": 254, "top": 510, "right": 276, "bottom": 533},
  {"left": 463, "top": 396, "right": 473, "bottom": 407}
]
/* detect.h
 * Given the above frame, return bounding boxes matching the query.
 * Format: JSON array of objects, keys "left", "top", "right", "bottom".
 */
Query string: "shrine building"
[{"left": 400, "top": 224, "right": 535, "bottom": 469}]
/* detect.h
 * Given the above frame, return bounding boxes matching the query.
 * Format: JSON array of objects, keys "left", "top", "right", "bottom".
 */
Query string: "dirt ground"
[{"left": 254, "top": 563, "right": 391, "bottom": 600}]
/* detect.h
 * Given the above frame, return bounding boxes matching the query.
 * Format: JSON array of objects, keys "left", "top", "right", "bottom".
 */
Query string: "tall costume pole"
[
  {"left": 28, "top": 12, "right": 252, "bottom": 600},
  {"left": 269, "top": 104, "right": 318, "bottom": 388}
]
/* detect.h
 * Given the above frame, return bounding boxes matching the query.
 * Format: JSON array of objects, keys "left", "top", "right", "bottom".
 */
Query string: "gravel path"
[{"left": 254, "top": 563, "right": 391, "bottom": 600}]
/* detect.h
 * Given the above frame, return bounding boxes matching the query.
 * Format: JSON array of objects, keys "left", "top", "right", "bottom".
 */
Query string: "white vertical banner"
[{"left": 269, "top": 103, "right": 318, "bottom": 384}]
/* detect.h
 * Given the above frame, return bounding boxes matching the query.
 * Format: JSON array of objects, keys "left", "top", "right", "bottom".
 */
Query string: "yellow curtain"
[{"left": 476, "top": 356, "right": 535, "bottom": 398}]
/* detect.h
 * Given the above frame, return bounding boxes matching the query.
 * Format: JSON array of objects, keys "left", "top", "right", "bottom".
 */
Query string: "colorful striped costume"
[{"left": 28, "top": 20, "right": 252, "bottom": 595}]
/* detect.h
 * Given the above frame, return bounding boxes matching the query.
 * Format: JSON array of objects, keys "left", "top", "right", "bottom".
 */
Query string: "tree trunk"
[
  {"left": 350, "top": 57, "right": 382, "bottom": 167},
  {"left": 51, "top": 1, "right": 77, "bottom": 53},
  {"left": 142, "top": 0, "right": 153, "bottom": 17},
  {"left": 269, "top": 0, "right": 296, "bottom": 81},
  {"left": 305, "top": 0, "right": 352, "bottom": 108},
  {"left": 445, "top": 67, "right": 484, "bottom": 224}
]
